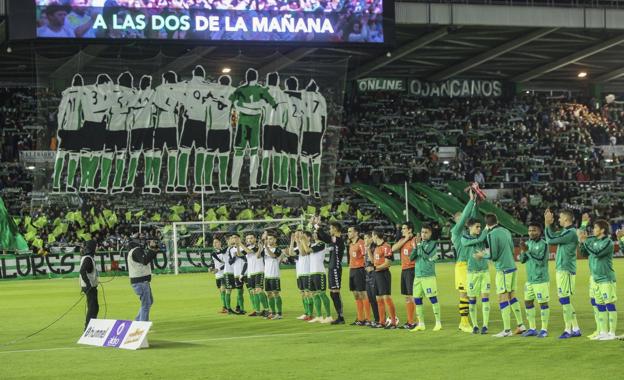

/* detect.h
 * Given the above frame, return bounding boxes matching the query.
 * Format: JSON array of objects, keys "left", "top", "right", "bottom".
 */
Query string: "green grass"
[{"left": 1, "top": 261, "right": 622, "bottom": 379}]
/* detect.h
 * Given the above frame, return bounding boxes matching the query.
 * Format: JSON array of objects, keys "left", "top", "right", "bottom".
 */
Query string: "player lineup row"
[
  {"left": 207, "top": 196, "right": 619, "bottom": 340},
  {"left": 52, "top": 66, "right": 327, "bottom": 196}
]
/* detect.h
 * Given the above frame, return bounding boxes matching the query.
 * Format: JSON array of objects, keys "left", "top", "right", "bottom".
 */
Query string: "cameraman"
[
  {"left": 80, "top": 240, "right": 99, "bottom": 330},
  {"left": 127, "top": 235, "right": 159, "bottom": 322}
]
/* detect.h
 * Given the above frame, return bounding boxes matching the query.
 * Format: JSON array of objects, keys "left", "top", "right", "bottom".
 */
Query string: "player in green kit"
[
  {"left": 519, "top": 223, "right": 550, "bottom": 338},
  {"left": 544, "top": 209, "right": 581, "bottom": 338},
  {"left": 579, "top": 219, "right": 617, "bottom": 340},
  {"left": 475, "top": 214, "right": 525, "bottom": 338},
  {"left": 409, "top": 224, "right": 441, "bottom": 332},
  {"left": 461, "top": 217, "right": 491, "bottom": 335},
  {"left": 228, "top": 68, "right": 277, "bottom": 191},
  {"left": 451, "top": 192, "right": 477, "bottom": 333}
]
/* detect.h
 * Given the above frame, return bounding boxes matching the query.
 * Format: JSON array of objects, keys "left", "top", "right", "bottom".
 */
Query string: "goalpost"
[{"left": 171, "top": 217, "right": 306, "bottom": 275}]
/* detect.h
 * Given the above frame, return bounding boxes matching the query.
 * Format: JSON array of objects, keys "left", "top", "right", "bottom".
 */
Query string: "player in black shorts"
[
  {"left": 372, "top": 228, "right": 398, "bottom": 329},
  {"left": 392, "top": 223, "right": 418, "bottom": 329},
  {"left": 313, "top": 216, "right": 346, "bottom": 325},
  {"left": 363, "top": 232, "right": 381, "bottom": 327}
]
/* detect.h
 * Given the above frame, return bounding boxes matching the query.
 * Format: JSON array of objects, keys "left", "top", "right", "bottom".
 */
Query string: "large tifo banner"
[
  {"left": 52, "top": 67, "right": 328, "bottom": 198},
  {"left": 33, "top": 0, "right": 386, "bottom": 43}
]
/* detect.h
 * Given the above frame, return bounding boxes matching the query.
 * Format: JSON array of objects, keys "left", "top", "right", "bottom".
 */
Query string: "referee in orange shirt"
[
  {"left": 347, "top": 226, "right": 370, "bottom": 325},
  {"left": 392, "top": 222, "right": 417, "bottom": 329}
]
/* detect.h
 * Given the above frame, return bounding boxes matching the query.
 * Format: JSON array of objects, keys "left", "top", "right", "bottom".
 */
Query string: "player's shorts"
[
  {"left": 467, "top": 271, "right": 491, "bottom": 298},
  {"left": 105, "top": 130, "right": 128, "bottom": 151},
  {"left": 216, "top": 277, "right": 223, "bottom": 288},
  {"left": 301, "top": 131, "right": 323, "bottom": 157},
  {"left": 495, "top": 269, "right": 517, "bottom": 294},
  {"left": 556, "top": 270, "right": 576, "bottom": 298},
  {"left": 296, "top": 275, "right": 310, "bottom": 291},
  {"left": 57, "top": 130, "right": 81, "bottom": 151},
  {"left": 264, "top": 278, "right": 281, "bottom": 292},
  {"left": 180, "top": 119, "right": 207, "bottom": 149},
  {"left": 282, "top": 130, "right": 299, "bottom": 155},
  {"left": 81, "top": 121, "right": 107, "bottom": 151},
  {"left": 206, "top": 129, "right": 231, "bottom": 153},
  {"left": 413, "top": 276, "right": 438, "bottom": 298},
  {"left": 309, "top": 273, "right": 327, "bottom": 292},
  {"left": 153, "top": 127, "right": 178, "bottom": 150},
  {"left": 454, "top": 261, "right": 468, "bottom": 291},
  {"left": 328, "top": 267, "right": 342, "bottom": 290},
  {"left": 593, "top": 281, "right": 617, "bottom": 305},
  {"left": 262, "top": 125, "right": 282, "bottom": 152},
  {"left": 129, "top": 128, "right": 154, "bottom": 151},
  {"left": 374, "top": 270, "right": 392, "bottom": 296},
  {"left": 223, "top": 273, "right": 235, "bottom": 290},
  {"left": 247, "top": 273, "right": 264, "bottom": 289},
  {"left": 234, "top": 114, "right": 261, "bottom": 149},
  {"left": 349, "top": 268, "right": 366, "bottom": 292},
  {"left": 401, "top": 268, "right": 415, "bottom": 295},
  {"left": 524, "top": 282, "right": 550, "bottom": 303},
  {"left": 234, "top": 276, "right": 246, "bottom": 289}
]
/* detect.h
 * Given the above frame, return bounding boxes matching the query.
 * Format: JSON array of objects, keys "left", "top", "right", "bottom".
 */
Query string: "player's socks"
[
  {"left": 500, "top": 301, "right": 511, "bottom": 330},
  {"left": 249, "top": 149, "right": 260, "bottom": 188},
  {"left": 526, "top": 304, "right": 536, "bottom": 330},
  {"left": 125, "top": 152, "right": 140, "bottom": 189},
  {"left": 276, "top": 295, "right": 283, "bottom": 315},
  {"left": 414, "top": 298, "right": 424, "bottom": 323},
  {"left": 112, "top": 153, "right": 126, "bottom": 189},
  {"left": 79, "top": 154, "right": 89, "bottom": 189},
  {"left": 177, "top": 149, "right": 190, "bottom": 188},
  {"left": 591, "top": 298, "right": 600, "bottom": 332},
  {"left": 569, "top": 303, "right": 579, "bottom": 331},
  {"left": 98, "top": 152, "right": 113, "bottom": 190},
  {"left": 560, "top": 297, "right": 571, "bottom": 331},
  {"left": 52, "top": 152, "right": 65, "bottom": 190},
  {"left": 260, "top": 153, "right": 271, "bottom": 186},
  {"left": 313, "top": 294, "right": 322, "bottom": 317},
  {"left": 312, "top": 159, "right": 321, "bottom": 194},
  {"left": 510, "top": 297, "right": 524, "bottom": 326},
  {"left": 231, "top": 150, "right": 244, "bottom": 189},
  {"left": 271, "top": 155, "right": 281, "bottom": 187},
  {"left": 355, "top": 299, "right": 364, "bottom": 321},
  {"left": 468, "top": 299, "right": 478, "bottom": 327},
  {"left": 224, "top": 293, "right": 232, "bottom": 309},
  {"left": 289, "top": 155, "right": 298, "bottom": 190},
  {"left": 237, "top": 289, "right": 244, "bottom": 310},
  {"left": 459, "top": 295, "right": 470, "bottom": 326},
  {"left": 363, "top": 299, "right": 371, "bottom": 322},
  {"left": 330, "top": 292, "right": 344, "bottom": 318},
  {"left": 142, "top": 152, "right": 153, "bottom": 186},
  {"left": 320, "top": 293, "right": 332, "bottom": 317},
  {"left": 300, "top": 158, "right": 310, "bottom": 192},
  {"left": 430, "top": 297, "right": 440, "bottom": 324},
  {"left": 406, "top": 300, "right": 415, "bottom": 325},
  {"left": 386, "top": 298, "right": 397, "bottom": 324},
  {"left": 86, "top": 153, "right": 100, "bottom": 189},
  {"left": 279, "top": 154, "right": 289, "bottom": 188},
  {"left": 268, "top": 296, "right": 276, "bottom": 314},
  {"left": 66, "top": 153, "right": 79, "bottom": 189},
  {"left": 193, "top": 150, "right": 205, "bottom": 189},
  {"left": 540, "top": 304, "right": 550, "bottom": 331},
  {"left": 482, "top": 298, "right": 490, "bottom": 328},
  {"left": 220, "top": 292, "right": 226, "bottom": 309},
  {"left": 218, "top": 154, "right": 229, "bottom": 190},
  {"left": 203, "top": 154, "right": 214, "bottom": 188},
  {"left": 597, "top": 304, "right": 608, "bottom": 334},
  {"left": 377, "top": 300, "right": 386, "bottom": 324},
  {"left": 607, "top": 304, "right": 617, "bottom": 334},
  {"left": 260, "top": 292, "right": 269, "bottom": 310},
  {"left": 166, "top": 151, "right": 177, "bottom": 189}
]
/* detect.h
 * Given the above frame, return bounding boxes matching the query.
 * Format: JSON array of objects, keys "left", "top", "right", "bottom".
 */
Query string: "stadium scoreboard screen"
[{"left": 8, "top": 0, "right": 392, "bottom": 44}]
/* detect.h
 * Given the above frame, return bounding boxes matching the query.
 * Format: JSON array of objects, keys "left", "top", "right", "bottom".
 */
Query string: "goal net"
[{"left": 169, "top": 217, "right": 306, "bottom": 275}]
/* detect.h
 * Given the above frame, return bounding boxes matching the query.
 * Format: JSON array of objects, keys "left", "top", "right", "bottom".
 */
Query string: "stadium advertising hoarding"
[
  {"left": 357, "top": 77, "right": 504, "bottom": 97},
  {"left": 78, "top": 319, "right": 151, "bottom": 350},
  {"left": 27, "top": 0, "right": 389, "bottom": 43}
]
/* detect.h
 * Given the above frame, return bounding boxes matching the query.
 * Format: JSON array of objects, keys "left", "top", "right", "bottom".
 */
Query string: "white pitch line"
[{"left": 0, "top": 329, "right": 353, "bottom": 355}]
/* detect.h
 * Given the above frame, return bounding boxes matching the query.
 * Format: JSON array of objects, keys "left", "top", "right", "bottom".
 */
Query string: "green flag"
[
  {"left": 151, "top": 213, "right": 162, "bottom": 222},
  {"left": 216, "top": 205, "right": 228, "bottom": 216},
  {"left": 171, "top": 205, "right": 185, "bottom": 214},
  {"left": 33, "top": 216, "right": 47, "bottom": 229},
  {"left": 193, "top": 203, "right": 201, "bottom": 214},
  {"left": 337, "top": 202, "right": 349, "bottom": 215},
  {"left": 306, "top": 205, "right": 317, "bottom": 215},
  {"left": 125, "top": 211, "right": 132, "bottom": 222},
  {"left": 320, "top": 205, "right": 331, "bottom": 218},
  {"left": 0, "top": 196, "right": 29, "bottom": 252},
  {"left": 237, "top": 209, "right": 254, "bottom": 220}
]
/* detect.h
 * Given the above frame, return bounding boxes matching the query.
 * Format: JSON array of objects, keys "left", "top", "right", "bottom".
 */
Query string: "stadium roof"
[{"left": 1, "top": 1, "right": 624, "bottom": 91}]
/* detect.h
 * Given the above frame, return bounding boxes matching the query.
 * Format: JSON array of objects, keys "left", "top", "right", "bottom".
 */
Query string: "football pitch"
[{"left": 1, "top": 261, "right": 622, "bottom": 380}]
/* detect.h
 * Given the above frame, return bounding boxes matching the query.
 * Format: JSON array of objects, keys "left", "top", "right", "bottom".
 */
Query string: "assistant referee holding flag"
[{"left": 128, "top": 235, "right": 159, "bottom": 322}]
